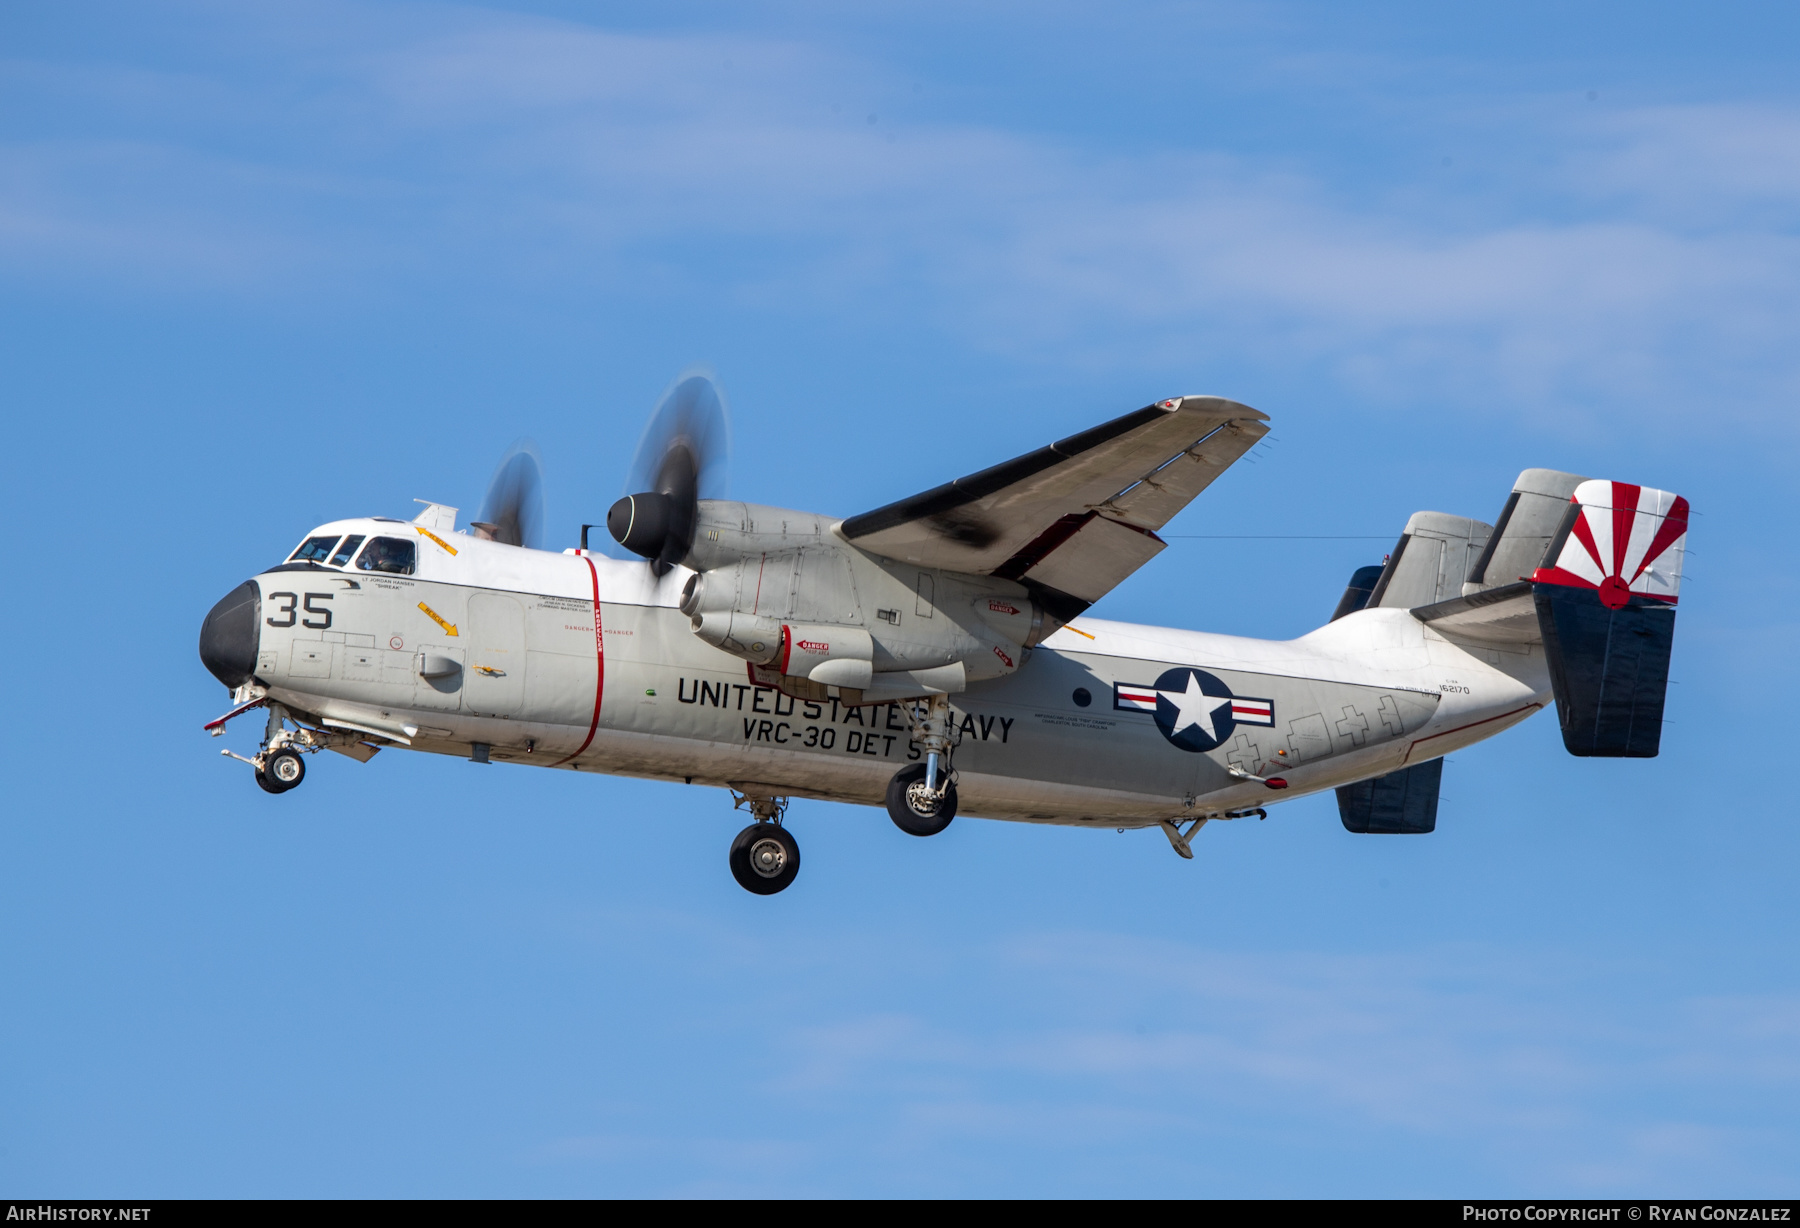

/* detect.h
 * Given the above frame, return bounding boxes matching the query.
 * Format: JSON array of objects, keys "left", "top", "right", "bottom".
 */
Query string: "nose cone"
[
  {"left": 608, "top": 492, "right": 673, "bottom": 559},
  {"left": 199, "top": 580, "right": 262, "bottom": 689}
]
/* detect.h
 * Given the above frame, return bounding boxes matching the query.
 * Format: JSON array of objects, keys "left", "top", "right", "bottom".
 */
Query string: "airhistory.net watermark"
[{"left": 5, "top": 1209, "right": 151, "bottom": 1222}]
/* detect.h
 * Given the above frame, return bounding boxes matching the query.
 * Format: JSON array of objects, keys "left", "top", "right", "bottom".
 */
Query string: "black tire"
[
  {"left": 885, "top": 762, "right": 957, "bottom": 836},
  {"left": 729, "top": 823, "right": 800, "bottom": 895},
  {"left": 264, "top": 749, "right": 305, "bottom": 792},
  {"left": 254, "top": 767, "right": 283, "bottom": 794}
]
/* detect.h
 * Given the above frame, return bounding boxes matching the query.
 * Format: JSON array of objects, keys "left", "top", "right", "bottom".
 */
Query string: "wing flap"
[{"left": 1007, "top": 513, "right": 1167, "bottom": 604}]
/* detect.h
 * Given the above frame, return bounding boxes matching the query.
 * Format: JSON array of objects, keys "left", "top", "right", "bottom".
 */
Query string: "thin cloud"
[
  {"left": 761, "top": 932, "right": 1800, "bottom": 1190},
  {"left": 2, "top": 4, "right": 1796, "bottom": 434},
  {"left": 546, "top": 900, "right": 1800, "bottom": 1191}
]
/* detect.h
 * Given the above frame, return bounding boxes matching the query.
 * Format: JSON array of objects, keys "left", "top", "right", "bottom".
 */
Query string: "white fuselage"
[{"left": 249, "top": 519, "right": 1549, "bottom": 826}]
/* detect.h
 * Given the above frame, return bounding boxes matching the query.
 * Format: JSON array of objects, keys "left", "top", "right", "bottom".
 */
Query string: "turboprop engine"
[
  {"left": 675, "top": 502, "right": 1043, "bottom": 698},
  {"left": 607, "top": 373, "right": 1044, "bottom": 702}
]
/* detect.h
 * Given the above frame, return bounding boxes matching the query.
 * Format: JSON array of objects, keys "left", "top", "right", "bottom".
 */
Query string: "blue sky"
[{"left": 3, "top": 0, "right": 1798, "bottom": 1197}]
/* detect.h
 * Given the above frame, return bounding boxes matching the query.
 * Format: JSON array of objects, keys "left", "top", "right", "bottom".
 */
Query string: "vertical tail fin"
[
  {"left": 1465, "top": 468, "right": 1588, "bottom": 594},
  {"left": 1337, "top": 759, "right": 1443, "bottom": 834},
  {"left": 1367, "top": 512, "right": 1494, "bottom": 609},
  {"left": 1330, "top": 564, "right": 1386, "bottom": 621},
  {"left": 1532, "top": 479, "right": 1688, "bottom": 757}
]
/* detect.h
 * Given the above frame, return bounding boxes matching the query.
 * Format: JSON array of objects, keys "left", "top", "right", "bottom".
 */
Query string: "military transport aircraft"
[{"left": 198, "top": 373, "right": 1686, "bottom": 894}]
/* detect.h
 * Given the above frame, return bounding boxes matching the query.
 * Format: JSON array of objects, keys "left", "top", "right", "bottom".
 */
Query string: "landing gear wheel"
[
  {"left": 264, "top": 749, "right": 305, "bottom": 792},
  {"left": 254, "top": 767, "right": 283, "bottom": 794},
  {"left": 886, "top": 762, "right": 956, "bottom": 836},
  {"left": 729, "top": 823, "right": 800, "bottom": 895}
]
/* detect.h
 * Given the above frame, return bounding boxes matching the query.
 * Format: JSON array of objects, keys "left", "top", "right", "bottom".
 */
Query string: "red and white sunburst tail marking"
[{"left": 1532, "top": 479, "right": 1689, "bottom": 611}]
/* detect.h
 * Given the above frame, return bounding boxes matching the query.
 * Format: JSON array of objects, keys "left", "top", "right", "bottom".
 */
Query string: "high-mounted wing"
[{"left": 840, "top": 396, "right": 1268, "bottom": 613}]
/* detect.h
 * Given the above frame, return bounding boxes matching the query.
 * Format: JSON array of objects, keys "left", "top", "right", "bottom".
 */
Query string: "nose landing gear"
[
  {"left": 215, "top": 699, "right": 362, "bottom": 795},
  {"left": 728, "top": 792, "right": 799, "bottom": 895},
  {"left": 261, "top": 752, "right": 306, "bottom": 788},
  {"left": 257, "top": 748, "right": 307, "bottom": 793},
  {"left": 222, "top": 703, "right": 314, "bottom": 795}
]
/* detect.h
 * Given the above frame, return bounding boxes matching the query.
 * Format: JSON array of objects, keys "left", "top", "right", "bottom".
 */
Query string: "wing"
[{"left": 840, "top": 395, "right": 1268, "bottom": 612}]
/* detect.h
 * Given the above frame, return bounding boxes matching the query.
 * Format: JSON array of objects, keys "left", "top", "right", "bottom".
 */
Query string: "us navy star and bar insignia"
[{"left": 1115, "top": 667, "right": 1274, "bottom": 753}]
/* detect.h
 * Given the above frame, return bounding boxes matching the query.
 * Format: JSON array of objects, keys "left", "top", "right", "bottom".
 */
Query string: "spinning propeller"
[
  {"left": 609, "top": 369, "right": 731, "bottom": 574},
  {"left": 471, "top": 439, "right": 546, "bottom": 550}
]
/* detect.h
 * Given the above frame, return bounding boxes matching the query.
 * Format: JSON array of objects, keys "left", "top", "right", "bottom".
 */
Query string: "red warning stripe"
[{"left": 550, "top": 554, "right": 605, "bottom": 767}]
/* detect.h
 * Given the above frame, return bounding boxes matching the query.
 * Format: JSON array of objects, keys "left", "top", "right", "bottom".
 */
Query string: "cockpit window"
[
  {"left": 355, "top": 536, "right": 416, "bottom": 575},
  {"left": 329, "top": 534, "right": 365, "bottom": 567},
  {"left": 289, "top": 535, "right": 340, "bottom": 565}
]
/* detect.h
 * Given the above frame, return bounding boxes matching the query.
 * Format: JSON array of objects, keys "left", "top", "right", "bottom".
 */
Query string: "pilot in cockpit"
[{"left": 354, "top": 536, "right": 416, "bottom": 576}]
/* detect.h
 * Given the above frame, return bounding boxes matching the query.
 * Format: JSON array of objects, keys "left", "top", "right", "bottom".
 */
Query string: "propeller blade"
[
  {"left": 611, "top": 368, "right": 731, "bottom": 573},
  {"left": 472, "top": 439, "right": 545, "bottom": 550}
]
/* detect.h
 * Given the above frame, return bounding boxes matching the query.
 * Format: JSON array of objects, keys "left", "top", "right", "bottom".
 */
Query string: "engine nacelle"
[
  {"left": 688, "top": 609, "right": 783, "bottom": 665},
  {"left": 681, "top": 501, "right": 839, "bottom": 572},
  {"left": 778, "top": 623, "right": 875, "bottom": 689},
  {"left": 678, "top": 520, "right": 1037, "bottom": 696}
]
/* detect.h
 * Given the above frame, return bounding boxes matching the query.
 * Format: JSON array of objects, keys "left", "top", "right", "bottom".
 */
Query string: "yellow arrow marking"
[
  {"left": 414, "top": 525, "right": 458, "bottom": 555},
  {"left": 417, "top": 602, "right": 459, "bottom": 637}
]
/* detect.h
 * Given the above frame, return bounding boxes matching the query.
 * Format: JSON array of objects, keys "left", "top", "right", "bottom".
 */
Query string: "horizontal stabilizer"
[
  {"left": 1531, "top": 478, "right": 1688, "bottom": 757},
  {"left": 1409, "top": 580, "right": 1540, "bottom": 645},
  {"left": 1337, "top": 758, "right": 1443, "bottom": 834}
]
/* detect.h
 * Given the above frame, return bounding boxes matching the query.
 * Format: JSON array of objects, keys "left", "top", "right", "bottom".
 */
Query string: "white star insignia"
[{"left": 1163, "top": 671, "right": 1230, "bottom": 742}]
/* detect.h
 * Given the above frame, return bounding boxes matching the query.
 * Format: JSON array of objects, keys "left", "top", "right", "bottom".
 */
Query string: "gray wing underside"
[{"left": 839, "top": 396, "right": 1268, "bottom": 609}]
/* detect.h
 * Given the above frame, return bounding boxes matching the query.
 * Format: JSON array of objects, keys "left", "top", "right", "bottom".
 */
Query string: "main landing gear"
[
  {"left": 886, "top": 764, "right": 957, "bottom": 836},
  {"left": 729, "top": 793, "right": 800, "bottom": 895},
  {"left": 885, "top": 694, "right": 958, "bottom": 837}
]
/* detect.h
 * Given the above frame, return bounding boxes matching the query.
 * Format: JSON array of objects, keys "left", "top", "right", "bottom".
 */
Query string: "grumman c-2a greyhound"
[{"left": 199, "top": 374, "right": 1687, "bottom": 894}]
